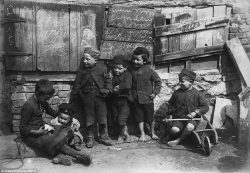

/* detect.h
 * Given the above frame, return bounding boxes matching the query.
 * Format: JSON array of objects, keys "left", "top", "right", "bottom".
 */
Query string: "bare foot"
[
  {"left": 151, "top": 134, "right": 159, "bottom": 140},
  {"left": 124, "top": 134, "right": 131, "bottom": 143},
  {"left": 117, "top": 135, "right": 125, "bottom": 144},
  {"left": 167, "top": 139, "right": 180, "bottom": 147},
  {"left": 139, "top": 134, "right": 146, "bottom": 142}
]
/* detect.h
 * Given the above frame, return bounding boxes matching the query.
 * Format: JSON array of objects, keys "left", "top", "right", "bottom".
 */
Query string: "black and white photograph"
[{"left": 0, "top": 0, "right": 250, "bottom": 173}]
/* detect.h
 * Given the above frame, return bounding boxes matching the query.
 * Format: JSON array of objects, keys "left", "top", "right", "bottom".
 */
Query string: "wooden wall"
[
  {"left": 3, "top": 1, "right": 231, "bottom": 73},
  {"left": 3, "top": 0, "right": 105, "bottom": 72}
]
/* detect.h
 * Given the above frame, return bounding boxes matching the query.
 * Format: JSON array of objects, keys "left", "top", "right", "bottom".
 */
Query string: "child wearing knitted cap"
[
  {"left": 109, "top": 55, "right": 132, "bottom": 144},
  {"left": 162, "top": 68, "right": 209, "bottom": 147},
  {"left": 130, "top": 47, "right": 162, "bottom": 142},
  {"left": 72, "top": 47, "right": 113, "bottom": 148}
]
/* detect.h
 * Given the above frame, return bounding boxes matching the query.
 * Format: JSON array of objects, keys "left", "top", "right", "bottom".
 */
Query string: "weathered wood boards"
[
  {"left": 70, "top": 5, "right": 104, "bottom": 71},
  {"left": 226, "top": 37, "right": 250, "bottom": 87},
  {"left": 154, "top": 5, "right": 229, "bottom": 65},
  {"left": 4, "top": 0, "right": 35, "bottom": 71},
  {"left": 155, "top": 18, "right": 229, "bottom": 37},
  {"left": 108, "top": 6, "right": 155, "bottom": 30},
  {"left": 36, "top": 3, "right": 69, "bottom": 71},
  {"left": 100, "top": 41, "right": 152, "bottom": 60},
  {"left": 103, "top": 27, "right": 152, "bottom": 44},
  {"left": 155, "top": 45, "right": 223, "bottom": 63},
  {"left": 100, "top": 6, "right": 155, "bottom": 60}
]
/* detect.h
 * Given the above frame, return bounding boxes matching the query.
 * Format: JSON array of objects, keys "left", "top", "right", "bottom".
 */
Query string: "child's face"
[
  {"left": 179, "top": 76, "right": 192, "bottom": 90},
  {"left": 58, "top": 113, "right": 71, "bottom": 125},
  {"left": 82, "top": 53, "right": 96, "bottom": 68},
  {"left": 113, "top": 64, "right": 127, "bottom": 76},
  {"left": 132, "top": 55, "right": 144, "bottom": 68}
]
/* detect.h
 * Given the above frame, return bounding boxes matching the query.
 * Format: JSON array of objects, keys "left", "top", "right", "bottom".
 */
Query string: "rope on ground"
[{"left": 0, "top": 137, "right": 26, "bottom": 170}]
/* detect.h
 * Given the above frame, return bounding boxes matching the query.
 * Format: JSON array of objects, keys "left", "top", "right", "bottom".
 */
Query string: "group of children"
[{"left": 20, "top": 46, "right": 209, "bottom": 166}]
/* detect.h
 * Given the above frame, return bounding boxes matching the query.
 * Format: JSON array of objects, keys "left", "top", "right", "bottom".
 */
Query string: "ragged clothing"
[{"left": 20, "top": 95, "right": 74, "bottom": 157}]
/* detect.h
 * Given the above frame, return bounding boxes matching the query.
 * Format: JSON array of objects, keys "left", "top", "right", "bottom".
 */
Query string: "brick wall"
[{"left": 10, "top": 82, "right": 72, "bottom": 135}]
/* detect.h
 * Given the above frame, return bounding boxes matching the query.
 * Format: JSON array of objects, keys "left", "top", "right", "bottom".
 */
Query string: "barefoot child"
[
  {"left": 50, "top": 103, "right": 84, "bottom": 151},
  {"left": 164, "top": 69, "right": 209, "bottom": 147},
  {"left": 130, "top": 47, "right": 162, "bottom": 141},
  {"left": 20, "top": 79, "right": 92, "bottom": 166},
  {"left": 109, "top": 55, "right": 132, "bottom": 143}
]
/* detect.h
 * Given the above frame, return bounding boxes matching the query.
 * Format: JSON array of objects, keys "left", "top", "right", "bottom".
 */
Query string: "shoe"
[
  {"left": 99, "top": 136, "right": 114, "bottom": 146},
  {"left": 76, "top": 153, "right": 92, "bottom": 166},
  {"left": 86, "top": 136, "right": 94, "bottom": 148},
  {"left": 52, "top": 153, "right": 72, "bottom": 166}
]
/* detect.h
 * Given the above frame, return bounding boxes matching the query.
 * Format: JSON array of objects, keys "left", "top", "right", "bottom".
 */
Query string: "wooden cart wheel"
[
  {"left": 211, "top": 130, "right": 219, "bottom": 145},
  {"left": 204, "top": 135, "right": 212, "bottom": 156}
]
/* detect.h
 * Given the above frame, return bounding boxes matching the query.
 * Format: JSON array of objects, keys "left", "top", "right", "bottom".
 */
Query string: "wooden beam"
[
  {"left": 155, "top": 18, "right": 229, "bottom": 37},
  {"left": 155, "top": 45, "right": 223, "bottom": 63},
  {"left": 9, "top": 74, "right": 77, "bottom": 82},
  {"left": 226, "top": 37, "right": 250, "bottom": 87}
]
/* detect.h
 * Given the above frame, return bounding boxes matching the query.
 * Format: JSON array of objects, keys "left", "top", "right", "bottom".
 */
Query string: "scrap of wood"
[
  {"left": 155, "top": 45, "right": 223, "bottom": 63},
  {"left": 155, "top": 17, "right": 229, "bottom": 37},
  {"left": 226, "top": 37, "right": 250, "bottom": 87}
]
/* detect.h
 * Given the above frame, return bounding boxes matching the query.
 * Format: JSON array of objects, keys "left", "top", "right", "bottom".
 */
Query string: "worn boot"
[
  {"left": 86, "top": 136, "right": 94, "bottom": 148},
  {"left": 99, "top": 124, "right": 113, "bottom": 146},
  {"left": 52, "top": 153, "right": 72, "bottom": 166},
  {"left": 75, "top": 153, "right": 92, "bottom": 166}
]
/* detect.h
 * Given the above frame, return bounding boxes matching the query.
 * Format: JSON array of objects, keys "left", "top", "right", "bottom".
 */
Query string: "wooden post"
[
  {"left": 0, "top": 0, "right": 11, "bottom": 135},
  {"left": 226, "top": 38, "right": 250, "bottom": 87}
]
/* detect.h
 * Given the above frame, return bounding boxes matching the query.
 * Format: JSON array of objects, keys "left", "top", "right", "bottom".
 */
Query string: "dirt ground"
[{"left": 0, "top": 129, "right": 250, "bottom": 173}]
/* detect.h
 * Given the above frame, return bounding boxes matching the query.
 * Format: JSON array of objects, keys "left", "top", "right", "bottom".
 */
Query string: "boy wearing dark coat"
[
  {"left": 163, "top": 69, "right": 209, "bottom": 147},
  {"left": 20, "top": 79, "right": 91, "bottom": 166},
  {"left": 130, "top": 47, "right": 162, "bottom": 142},
  {"left": 72, "top": 47, "right": 113, "bottom": 148},
  {"left": 109, "top": 55, "right": 132, "bottom": 144}
]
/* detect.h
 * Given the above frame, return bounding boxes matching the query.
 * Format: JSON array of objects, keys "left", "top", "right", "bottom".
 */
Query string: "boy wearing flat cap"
[
  {"left": 72, "top": 47, "right": 113, "bottom": 148},
  {"left": 163, "top": 68, "right": 209, "bottom": 147}
]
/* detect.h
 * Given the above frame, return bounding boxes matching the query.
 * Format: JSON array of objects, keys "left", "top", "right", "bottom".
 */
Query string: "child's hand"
[
  {"left": 149, "top": 93, "right": 156, "bottom": 99},
  {"left": 100, "top": 89, "right": 110, "bottom": 97},
  {"left": 162, "top": 118, "right": 170, "bottom": 123},
  {"left": 37, "top": 126, "right": 49, "bottom": 135},
  {"left": 186, "top": 112, "right": 196, "bottom": 119},
  {"left": 113, "top": 86, "right": 119, "bottom": 93}
]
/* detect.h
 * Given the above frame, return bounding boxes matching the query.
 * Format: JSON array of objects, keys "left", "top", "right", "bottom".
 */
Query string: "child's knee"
[
  {"left": 186, "top": 123, "right": 195, "bottom": 132},
  {"left": 170, "top": 126, "right": 180, "bottom": 134}
]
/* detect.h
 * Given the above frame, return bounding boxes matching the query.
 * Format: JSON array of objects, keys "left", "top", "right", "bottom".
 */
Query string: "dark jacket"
[
  {"left": 20, "top": 95, "right": 58, "bottom": 138},
  {"left": 111, "top": 70, "right": 132, "bottom": 98},
  {"left": 168, "top": 87, "right": 209, "bottom": 119},
  {"left": 72, "top": 62, "right": 112, "bottom": 94},
  {"left": 130, "top": 65, "right": 162, "bottom": 104}
]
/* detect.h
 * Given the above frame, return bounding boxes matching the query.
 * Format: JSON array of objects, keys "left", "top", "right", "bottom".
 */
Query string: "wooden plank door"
[
  {"left": 4, "top": 0, "right": 35, "bottom": 71},
  {"left": 36, "top": 3, "right": 70, "bottom": 71}
]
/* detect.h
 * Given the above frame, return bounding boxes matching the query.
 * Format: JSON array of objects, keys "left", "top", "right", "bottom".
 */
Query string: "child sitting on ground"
[
  {"left": 162, "top": 68, "right": 209, "bottom": 147},
  {"left": 20, "top": 79, "right": 91, "bottom": 166},
  {"left": 50, "top": 103, "right": 83, "bottom": 151},
  {"left": 130, "top": 47, "right": 162, "bottom": 142},
  {"left": 109, "top": 55, "right": 132, "bottom": 144}
]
